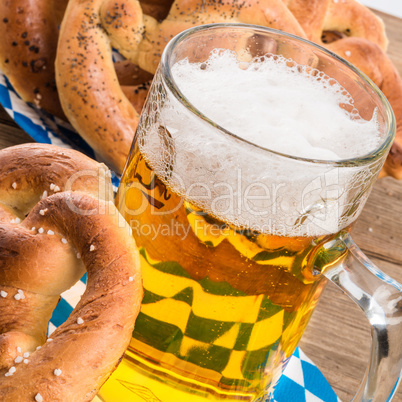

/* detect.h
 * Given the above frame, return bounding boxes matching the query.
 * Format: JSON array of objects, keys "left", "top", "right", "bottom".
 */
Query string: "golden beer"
[
  {"left": 96, "top": 22, "right": 402, "bottom": 402},
  {"left": 98, "top": 143, "right": 339, "bottom": 401}
]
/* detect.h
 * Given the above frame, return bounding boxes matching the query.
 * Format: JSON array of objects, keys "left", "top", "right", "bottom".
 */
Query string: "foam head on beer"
[
  {"left": 171, "top": 50, "right": 379, "bottom": 160},
  {"left": 139, "top": 49, "right": 382, "bottom": 236}
]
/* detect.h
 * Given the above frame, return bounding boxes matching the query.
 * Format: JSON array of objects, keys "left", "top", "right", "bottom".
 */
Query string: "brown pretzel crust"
[
  {"left": 0, "top": 144, "right": 142, "bottom": 401},
  {"left": 139, "top": 0, "right": 175, "bottom": 21},
  {"left": 326, "top": 37, "right": 402, "bottom": 178},
  {"left": 280, "top": 1, "right": 400, "bottom": 178},
  {"left": 2, "top": 0, "right": 401, "bottom": 179},
  {"left": 283, "top": 0, "right": 388, "bottom": 50},
  {"left": 55, "top": 0, "right": 145, "bottom": 174},
  {"left": 56, "top": 0, "right": 305, "bottom": 173},
  {"left": 0, "top": 143, "right": 112, "bottom": 217},
  {"left": 114, "top": 60, "right": 154, "bottom": 87},
  {"left": 0, "top": 0, "right": 151, "bottom": 122},
  {"left": 109, "top": 0, "right": 306, "bottom": 74},
  {"left": 0, "top": 0, "right": 69, "bottom": 118}
]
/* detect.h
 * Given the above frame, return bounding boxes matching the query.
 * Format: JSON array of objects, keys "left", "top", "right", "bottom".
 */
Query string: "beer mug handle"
[{"left": 322, "top": 233, "right": 402, "bottom": 401}]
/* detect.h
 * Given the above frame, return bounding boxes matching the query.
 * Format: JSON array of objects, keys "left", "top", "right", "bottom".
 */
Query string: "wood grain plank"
[
  {"left": 300, "top": 12, "right": 402, "bottom": 402},
  {"left": 300, "top": 10, "right": 402, "bottom": 401},
  {"left": 0, "top": 107, "right": 34, "bottom": 148},
  {"left": 0, "top": 101, "right": 33, "bottom": 141},
  {"left": 300, "top": 184, "right": 402, "bottom": 401}
]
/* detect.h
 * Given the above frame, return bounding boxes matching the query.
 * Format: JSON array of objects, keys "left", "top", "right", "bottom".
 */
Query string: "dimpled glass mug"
[{"left": 98, "top": 24, "right": 402, "bottom": 401}]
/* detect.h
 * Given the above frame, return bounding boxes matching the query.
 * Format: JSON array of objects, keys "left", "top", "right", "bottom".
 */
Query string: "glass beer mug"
[{"left": 99, "top": 24, "right": 402, "bottom": 401}]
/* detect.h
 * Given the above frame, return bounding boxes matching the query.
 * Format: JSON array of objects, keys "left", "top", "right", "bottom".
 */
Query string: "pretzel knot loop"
[
  {"left": 55, "top": 0, "right": 305, "bottom": 173},
  {"left": 55, "top": 0, "right": 402, "bottom": 178},
  {"left": 0, "top": 144, "right": 142, "bottom": 401}
]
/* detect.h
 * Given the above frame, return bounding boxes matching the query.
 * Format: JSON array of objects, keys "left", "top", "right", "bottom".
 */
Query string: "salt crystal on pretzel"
[{"left": 0, "top": 144, "right": 143, "bottom": 401}]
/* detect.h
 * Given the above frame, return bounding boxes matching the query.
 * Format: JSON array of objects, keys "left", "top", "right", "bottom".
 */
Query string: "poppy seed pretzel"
[
  {"left": 282, "top": 0, "right": 402, "bottom": 178},
  {"left": 0, "top": 0, "right": 153, "bottom": 124},
  {"left": 283, "top": 0, "right": 388, "bottom": 51},
  {"left": 0, "top": 144, "right": 143, "bottom": 401},
  {"left": 0, "top": 0, "right": 69, "bottom": 119},
  {"left": 326, "top": 37, "right": 402, "bottom": 179},
  {"left": 55, "top": 0, "right": 305, "bottom": 174},
  {"left": 56, "top": 0, "right": 402, "bottom": 178}
]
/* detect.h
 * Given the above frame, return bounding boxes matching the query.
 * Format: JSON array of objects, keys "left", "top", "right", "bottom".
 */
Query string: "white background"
[{"left": 359, "top": 0, "right": 402, "bottom": 18}]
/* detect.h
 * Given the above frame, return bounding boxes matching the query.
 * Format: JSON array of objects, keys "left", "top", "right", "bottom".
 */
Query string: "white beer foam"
[
  {"left": 172, "top": 50, "right": 380, "bottom": 160},
  {"left": 139, "top": 50, "right": 381, "bottom": 236}
]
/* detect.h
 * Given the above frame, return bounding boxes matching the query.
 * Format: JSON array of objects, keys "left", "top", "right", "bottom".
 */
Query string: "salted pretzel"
[{"left": 0, "top": 144, "right": 143, "bottom": 401}]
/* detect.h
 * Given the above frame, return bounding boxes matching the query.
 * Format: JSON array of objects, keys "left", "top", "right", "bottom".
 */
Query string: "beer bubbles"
[{"left": 171, "top": 50, "right": 380, "bottom": 160}]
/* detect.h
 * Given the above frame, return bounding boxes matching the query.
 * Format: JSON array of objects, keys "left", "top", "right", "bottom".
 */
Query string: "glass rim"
[{"left": 159, "top": 23, "right": 396, "bottom": 168}]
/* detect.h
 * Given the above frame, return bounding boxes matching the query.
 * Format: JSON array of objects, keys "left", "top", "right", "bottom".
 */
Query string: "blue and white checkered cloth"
[{"left": 0, "top": 71, "right": 340, "bottom": 402}]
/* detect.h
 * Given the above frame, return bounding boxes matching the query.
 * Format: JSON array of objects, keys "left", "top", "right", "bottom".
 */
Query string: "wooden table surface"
[
  {"left": 300, "top": 10, "right": 402, "bottom": 401},
  {"left": 0, "top": 9, "right": 401, "bottom": 402}
]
